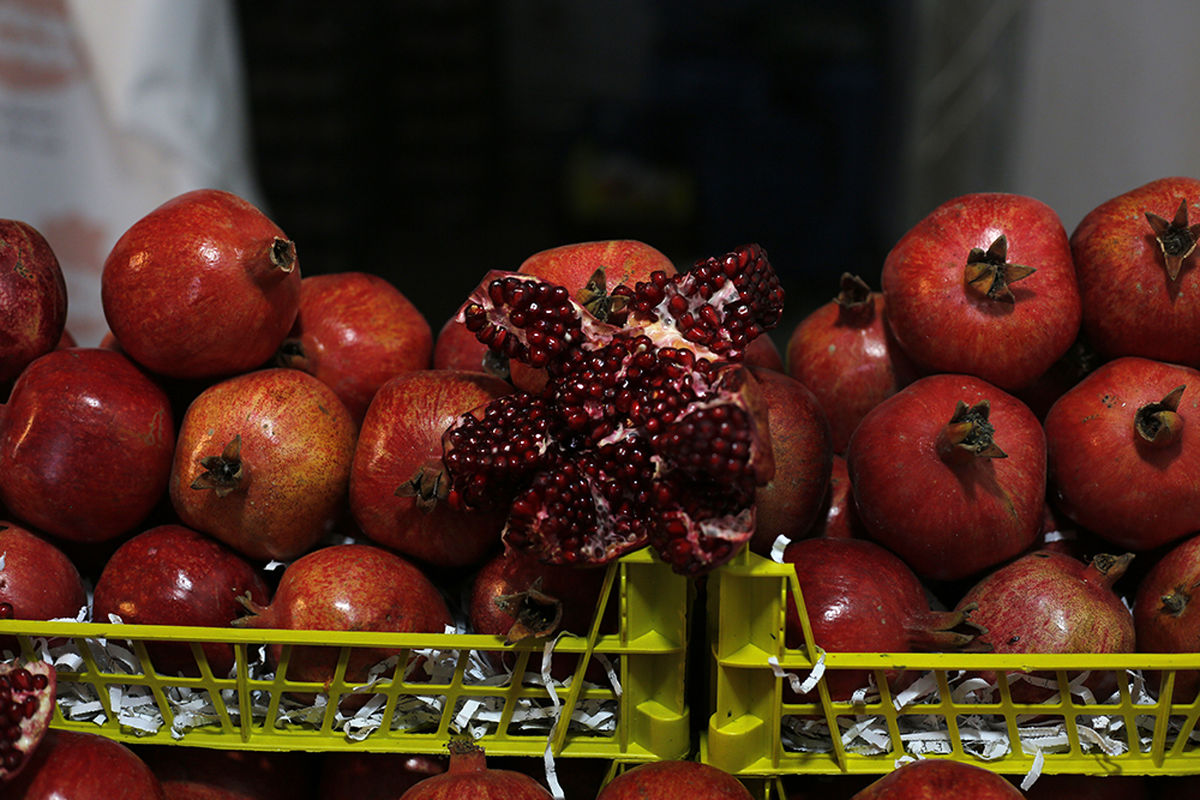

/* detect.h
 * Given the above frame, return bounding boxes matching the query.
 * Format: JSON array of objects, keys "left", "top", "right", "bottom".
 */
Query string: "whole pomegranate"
[
  {"left": 1133, "top": 532, "right": 1200, "bottom": 702},
  {"left": 349, "top": 369, "right": 513, "bottom": 568},
  {"left": 847, "top": 373, "right": 1045, "bottom": 581},
  {"left": 236, "top": 543, "right": 453, "bottom": 686},
  {"left": 399, "top": 741, "right": 551, "bottom": 799},
  {"left": 1070, "top": 176, "right": 1200, "bottom": 366},
  {"left": 849, "top": 759, "right": 1022, "bottom": 799},
  {"left": 782, "top": 537, "right": 977, "bottom": 700},
  {"left": 0, "top": 220, "right": 67, "bottom": 383},
  {"left": 170, "top": 368, "right": 356, "bottom": 562},
  {"left": 432, "top": 313, "right": 506, "bottom": 377},
  {"left": 0, "top": 348, "right": 175, "bottom": 543},
  {"left": 101, "top": 188, "right": 300, "bottom": 379},
  {"left": 0, "top": 521, "right": 87, "bottom": 623},
  {"left": 785, "top": 273, "right": 916, "bottom": 452},
  {"left": 91, "top": 524, "right": 270, "bottom": 676},
  {"left": 0, "top": 658, "right": 56, "bottom": 782},
  {"left": 1044, "top": 356, "right": 1200, "bottom": 551},
  {"left": 954, "top": 549, "right": 1135, "bottom": 703},
  {"left": 276, "top": 271, "right": 434, "bottom": 423},
  {"left": 4, "top": 729, "right": 164, "bottom": 799},
  {"left": 882, "top": 192, "right": 1081, "bottom": 391},
  {"left": 803, "top": 454, "right": 868, "bottom": 540},
  {"left": 746, "top": 366, "right": 833, "bottom": 555},
  {"left": 595, "top": 760, "right": 752, "bottom": 800}
]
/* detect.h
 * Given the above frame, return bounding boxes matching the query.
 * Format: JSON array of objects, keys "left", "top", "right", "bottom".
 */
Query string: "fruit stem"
[
  {"left": 1134, "top": 385, "right": 1186, "bottom": 448},
  {"left": 446, "top": 739, "right": 486, "bottom": 773},
  {"left": 833, "top": 272, "right": 874, "bottom": 320},
  {"left": 906, "top": 603, "right": 985, "bottom": 650},
  {"left": 1086, "top": 552, "right": 1135, "bottom": 590},
  {"left": 936, "top": 400, "right": 1007, "bottom": 463},
  {"left": 269, "top": 237, "right": 297, "bottom": 273}
]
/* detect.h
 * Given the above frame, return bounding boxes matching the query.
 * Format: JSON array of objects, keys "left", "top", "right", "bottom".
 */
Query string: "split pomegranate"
[
  {"left": 1044, "top": 356, "right": 1200, "bottom": 552},
  {"left": 398, "top": 740, "right": 551, "bottom": 799},
  {"left": 1133, "top": 532, "right": 1200, "bottom": 702},
  {"left": 847, "top": 373, "right": 1045, "bottom": 581},
  {"left": 169, "top": 368, "right": 357, "bottom": 562},
  {"left": 882, "top": 192, "right": 1081, "bottom": 391},
  {"left": 0, "top": 658, "right": 56, "bottom": 783},
  {"left": 595, "top": 760, "right": 753, "bottom": 800},
  {"left": 101, "top": 188, "right": 301, "bottom": 380},
  {"left": 782, "top": 537, "right": 977, "bottom": 701},
  {"left": 4, "top": 729, "right": 164, "bottom": 798},
  {"left": 444, "top": 243, "right": 784, "bottom": 575},
  {"left": 0, "top": 220, "right": 67, "bottom": 383},
  {"left": 953, "top": 549, "right": 1136, "bottom": 703},
  {"left": 849, "top": 759, "right": 1023, "bottom": 799}
]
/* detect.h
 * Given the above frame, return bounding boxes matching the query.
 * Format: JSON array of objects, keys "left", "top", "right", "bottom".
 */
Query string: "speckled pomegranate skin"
[{"left": 0, "top": 219, "right": 67, "bottom": 382}]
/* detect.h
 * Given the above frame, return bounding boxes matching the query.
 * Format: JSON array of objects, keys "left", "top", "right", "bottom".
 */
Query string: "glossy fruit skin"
[
  {"left": 239, "top": 543, "right": 453, "bottom": 685},
  {"left": 786, "top": 283, "right": 915, "bottom": 453},
  {"left": 5, "top": 729, "right": 166, "bottom": 799},
  {"left": 101, "top": 188, "right": 301, "bottom": 379},
  {"left": 0, "top": 348, "right": 174, "bottom": 542},
  {"left": 849, "top": 759, "right": 1023, "bottom": 799},
  {"left": 882, "top": 192, "right": 1081, "bottom": 391},
  {"left": 746, "top": 367, "right": 833, "bottom": 555},
  {"left": 804, "top": 454, "right": 868, "bottom": 540},
  {"left": 0, "top": 521, "right": 87, "bottom": 621},
  {"left": 278, "top": 271, "right": 433, "bottom": 424},
  {"left": 1045, "top": 356, "right": 1200, "bottom": 551},
  {"left": 1133, "top": 533, "right": 1200, "bottom": 702},
  {"left": 0, "top": 220, "right": 67, "bottom": 383},
  {"left": 1071, "top": 176, "right": 1200, "bottom": 366},
  {"left": 847, "top": 373, "right": 1045, "bottom": 581},
  {"left": 595, "top": 760, "right": 753, "bottom": 800},
  {"left": 169, "top": 368, "right": 357, "bottom": 562},
  {"left": 350, "top": 369, "right": 512, "bottom": 568},
  {"left": 433, "top": 313, "right": 497, "bottom": 374},
  {"left": 91, "top": 524, "right": 269, "bottom": 676}
]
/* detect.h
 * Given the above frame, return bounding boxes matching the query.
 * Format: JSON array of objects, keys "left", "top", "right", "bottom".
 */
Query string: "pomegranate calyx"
[
  {"left": 394, "top": 462, "right": 450, "bottom": 512},
  {"left": 964, "top": 235, "right": 1036, "bottom": 303},
  {"left": 833, "top": 272, "right": 874, "bottom": 313},
  {"left": 577, "top": 267, "right": 630, "bottom": 322},
  {"left": 1162, "top": 586, "right": 1190, "bottom": 618},
  {"left": 492, "top": 576, "right": 565, "bottom": 643},
  {"left": 445, "top": 738, "right": 487, "bottom": 772},
  {"left": 274, "top": 337, "right": 308, "bottom": 370},
  {"left": 191, "top": 435, "right": 245, "bottom": 497},
  {"left": 936, "top": 400, "right": 1007, "bottom": 462},
  {"left": 1145, "top": 198, "right": 1200, "bottom": 280},
  {"left": 1134, "top": 384, "right": 1186, "bottom": 447},
  {"left": 230, "top": 590, "right": 269, "bottom": 625},
  {"left": 1086, "top": 552, "right": 1135, "bottom": 589},
  {"left": 268, "top": 237, "right": 297, "bottom": 273},
  {"left": 905, "top": 602, "right": 986, "bottom": 651}
]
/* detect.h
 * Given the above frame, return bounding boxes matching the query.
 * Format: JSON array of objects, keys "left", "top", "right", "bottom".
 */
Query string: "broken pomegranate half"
[{"left": 0, "top": 658, "right": 56, "bottom": 782}]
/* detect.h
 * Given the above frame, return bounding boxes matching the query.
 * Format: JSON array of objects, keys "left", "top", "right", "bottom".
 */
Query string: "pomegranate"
[
  {"left": 744, "top": 333, "right": 784, "bottom": 371},
  {"left": 169, "top": 368, "right": 357, "bottom": 562},
  {"left": 91, "top": 524, "right": 269, "bottom": 676},
  {"left": 443, "top": 243, "right": 784, "bottom": 575},
  {"left": 849, "top": 759, "right": 1022, "bottom": 799},
  {"left": 953, "top": 550, "right": 1135, "bottom": 703},
  {"left": 101, "top": 188, "right": 300, "bottom": 379},
  {"left": 595, "top": 760, "right": 753, "bottom": 800},
  {"left": 399, "top": 740, "right": 551, "bottom": 799},
  {"left": 847, "top": 373, "right": 1045, "bottom": 581},
  {"left": 0, "top": 348, "right": 175, "bottom": 543},
  {"left": 0, "top": 521, "right": 87, "bottom": 624},
  {"left": 276, "top": 271, "right": 434, "bottom": 424},
  {"left": 1070, "top": 176, "right": 1200, "bottom": 367},
  {"left": 745, "top": 366, "right": 833, "bottom": 555},
  {"left": 0, "top": 658, "right": 55, "bottom": 782},
  {"left": 433, "top": 313, "right": 508, "bottom": 378},
  {"left": 350, "top": 369, "right": 513, "bottom": 568},
  {"left": 142, "top": 746, "right": 317, "bottom": 800},
  {"left": 782, "top": 537, "right": 977, "bottom": 701},
  {"left": 1044, "top": 356, "right": 1200, "bottom": 552},
  {"left": 4, "top": 729, "right": 164, "bottom": 798},
  {"left": 317, "top": 752, "right": 446, "bottom": 800},
  {"left": 0, "top": 220, "right": 67, "bottom": 383},
  {"left": 1133, "top": 532, "right": 1200, "bottom": 702},
  {"left": 236, "top": 544, "right": 453, "bottom": 686},
  {"left": 882, "top": 192, "right": 1081, "bottom": 391},
  {"left": 785, "top": 273, "right": 916, "bottom": 452},
  {"left": 804, "top": 454, "right": 868, "bottom": 540}
]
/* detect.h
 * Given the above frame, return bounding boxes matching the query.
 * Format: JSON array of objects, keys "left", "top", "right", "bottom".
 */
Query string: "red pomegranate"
[
  {"left": 745, "top": 366, "right": 833, "bottom": 555},
  {"left": 4, "top": 729, "right": 164, "bottom": 799},
  {"left": 785, "top": 273, "right": 916, "bottom": 452},
  {"left": 0, "top": 658, "right": 56, "bottom": 782},
  {"left": 0, "top": 521, "right": 87, "bottom": 623},
  {"left": 0, "top": 348, "right": 175, "bottom": 543},
  {"left": 849, "top": 759, "right": 1023, "bottom": 799},
  {"left": 399, "top": 740, "right": 551, "bottom": 799},
  {"left": 317, "top": 752, "right": 446, "bottom": 800},
  {"left": 804, "top": 454, "right": 868, "bottom": 540},
  {"left": 349, "top": 369, "right": 513, "bottom": 568},
  {"left": 1133, "top": 532, "right": 1200, "bottom": 702},
  {"left": 847, "top": 373, "right": 1045, "bottom": 581},
  {"left": 782, "top": 537, "right": 977, "bottom": 700},
  {"left": 954, "top": 550, "right": 1135, "bottom": 703},
  {"left": 1044, "top": 356, "right": 1200, "bottom": 552},
  {"left": 1071, "top": 176, "right": 1200, "bottom": 367},
  {"left": 141, "top": 746, "right": 318, "bottom": 800},
  {"left": 0, "top": 220, "right": 67, "bottom": 383},
  {"left": 882, "top": 192, "right": 1081, "bottom": 391},
  {"left": 236, "top": 544, "right": 453, "bottom": 686},
  {"left": 169, "top": 368, "right": 357, "bottom": 562},
  {"left": 595, "top": 760, "right": 753, "bottom": 800},
  {"left": 433, "top": 313, "right": 506, "bottom": 377},
  {"left": 443, "top": 244, "right": 783, "bottom": 574},
  {"left": 101, "top": 188, "right": 300, "bottom": 380},
  {"left": 91, "top": 524, "right": 269, "bottom": 676},
  {"left": 276, "top": 271, "right": 434, "bottom": 424}
]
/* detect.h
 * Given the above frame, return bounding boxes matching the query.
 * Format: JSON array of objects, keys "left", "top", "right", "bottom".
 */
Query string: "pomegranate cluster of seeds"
[{"left": 446, "top": 244, "right": 783, "bottom": 575}]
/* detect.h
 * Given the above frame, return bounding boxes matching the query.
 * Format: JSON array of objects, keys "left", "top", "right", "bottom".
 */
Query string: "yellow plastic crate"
[
  {"left": 705, "top": 547, "right": 1200, "bottom": 779},
  {"left": 0, "top": 548, "right": 690, "bottom": 761}
]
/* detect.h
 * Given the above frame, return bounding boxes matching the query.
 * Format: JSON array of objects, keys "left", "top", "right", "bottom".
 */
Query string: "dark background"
[{"left": 233, "top": 0, "right": 908, "bottom": 351}]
